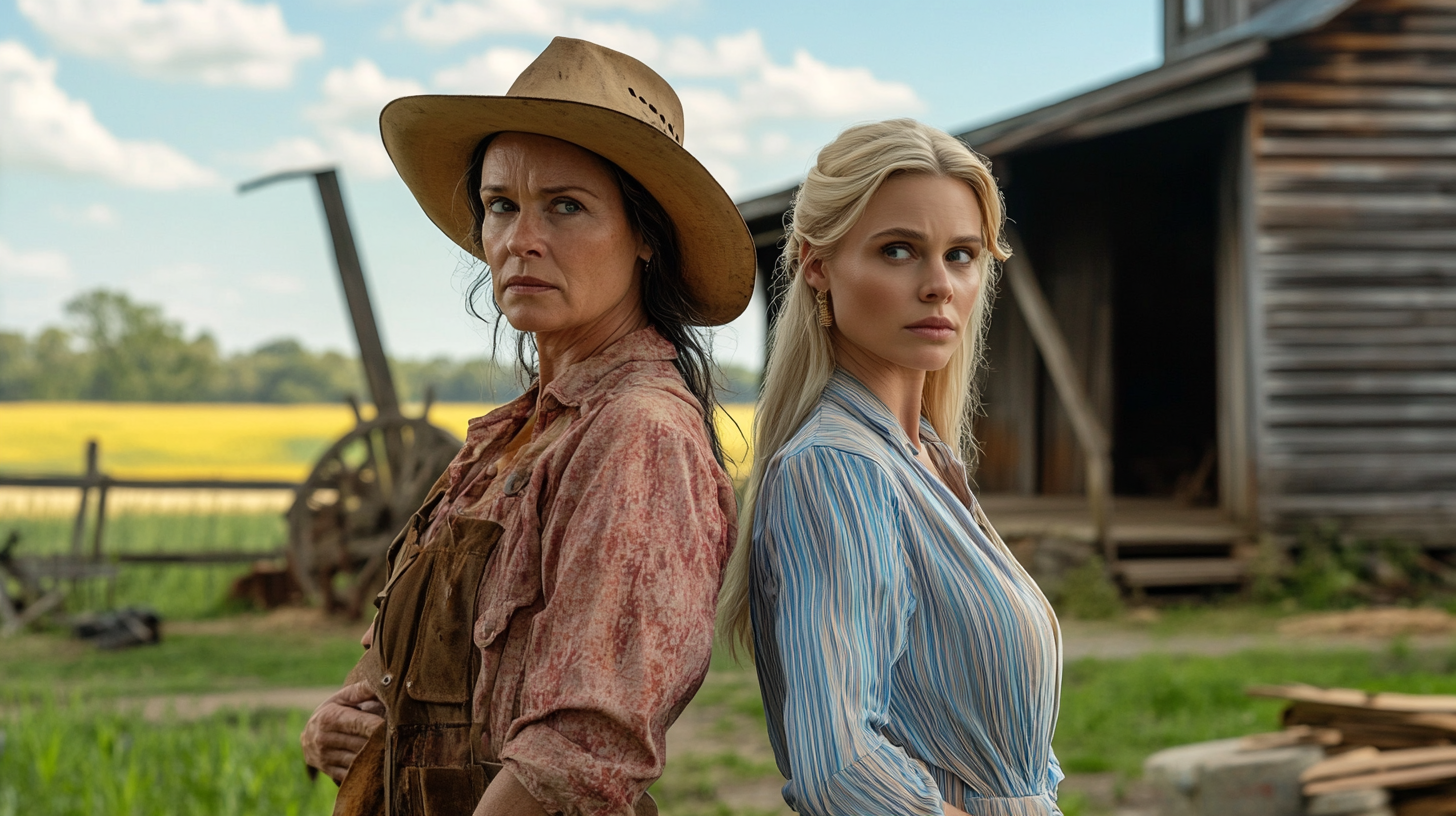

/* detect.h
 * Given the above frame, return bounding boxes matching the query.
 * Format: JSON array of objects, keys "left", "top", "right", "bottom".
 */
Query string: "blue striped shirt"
[{"left": 750, "top": 371, "right": 1063, "bottom": 816}]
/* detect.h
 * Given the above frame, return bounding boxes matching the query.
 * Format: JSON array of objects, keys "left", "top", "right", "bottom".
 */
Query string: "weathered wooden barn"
[{"left": 737, "top": 0, "right": 1456, "bottom": 586}]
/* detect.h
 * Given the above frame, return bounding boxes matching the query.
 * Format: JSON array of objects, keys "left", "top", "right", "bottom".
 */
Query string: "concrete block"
[
  {"left": 1144, "top": 738, "right": 1324, "bottom": 816},
  {"left": 1306, "top": 788, "right": 1389, "bottom": 816}
]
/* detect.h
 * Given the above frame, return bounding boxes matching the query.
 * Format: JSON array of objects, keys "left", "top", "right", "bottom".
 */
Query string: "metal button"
[
  {"left": 503, "top": 472, "right": 526, "bottom": 495},
  {"left": 381, "top": 674, "right": 392, "bottom": 686}
]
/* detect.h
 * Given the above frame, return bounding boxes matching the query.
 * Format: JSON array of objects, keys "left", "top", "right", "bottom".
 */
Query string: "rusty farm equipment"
[{"left": 239, "top": 168, "right": 462, "bottom": 617}]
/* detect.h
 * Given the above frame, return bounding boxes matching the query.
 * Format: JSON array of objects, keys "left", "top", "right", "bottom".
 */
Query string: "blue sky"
[{"left": 0, "top": 0, "right": 1161, "bottom": 369}]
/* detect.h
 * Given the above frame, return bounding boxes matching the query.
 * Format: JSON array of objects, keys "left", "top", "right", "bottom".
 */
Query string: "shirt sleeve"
[
  {"left": 757, "top": 446, "right": 944, "bottom": 816},
  {"left": 1047, "top": 746, "right": 1064, "bottom": 801},
  {"left": 499, "top": 398, "right": 731, "bottom": 816}
]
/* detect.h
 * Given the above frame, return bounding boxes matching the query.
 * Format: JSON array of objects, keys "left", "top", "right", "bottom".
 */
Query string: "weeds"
[{"left": 1055, "top": 556, "right": 1125, "bottom": 620}]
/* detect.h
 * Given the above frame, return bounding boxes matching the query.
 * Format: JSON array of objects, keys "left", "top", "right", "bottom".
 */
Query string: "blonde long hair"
[{"left": 716, "top": 118, "right": 1011, "bottom": 657}]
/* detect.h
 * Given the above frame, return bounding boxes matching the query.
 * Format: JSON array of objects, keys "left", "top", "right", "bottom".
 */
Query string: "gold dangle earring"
[{"left": 816, "top": 289, "right": 833, "bottom": 328}]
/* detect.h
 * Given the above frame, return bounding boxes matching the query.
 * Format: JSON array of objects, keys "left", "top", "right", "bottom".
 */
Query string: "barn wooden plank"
[
  {"left": 1268, "top": 326, "right": 1456, "bottom": 344},
  {"left": 1281, "top": 61, "right": 1456, "bottom": 86},
  {"left": 1304, "top": 746, "right": 1456, "bottom": 783},
  {"left": 1304, "top": 762, "right": 1456, "bottom": 796},
  {"left": 1264, "top": 401, "right": 1456, "bottom": 423},
  {"left": 1057, "top": 70, "right": 1254, "bottom": 145},
  {"left": 1258, "top": 82, "right": 1456, "bottom": 107},
  {"left": 1261, "top": 136, "right": 1456, "bottom": 157},
  {"left": 1263, "top": 427, "right": 1456, "bottom": 451},
  {"left": 1260, "top": 158, "right": 1456, "bottom": 187},
  {"left": 1117, "top": 558, "right": 1247, "bottom": 587},
  {"left": 1293, "top": 32, "right": 1456, "bottom": 51},
  {"left": 1268, "top": 372, "right": 1456, "bottom": 395},
  {"left": 1268, "top": 492, "right": 1456, "bottom": 514},
  {"left": 1260, "top": 229, "right": 1456, "bottom": 251},
  {"left": 1262, "top": 251, "right": 1456, "bottom": 274},
  {"left": 1264, "top": 289, "right": 1456, "bottom": 308},
  {"left": 1401, "top": 13, "right": 1456, "bottom": 31},
  {"left": 1265, "top": 347, "right": 1456, "bottom": 368},
  {"left": 1267, "top": 308, "right": 1450, "bottom": 326},
  {"left": 1260, "top": 191, "right": 1456, "bottom": 215},
  {"left": 1263, "top": 108, "right": 1456, "bottom": 132},
  {"left": 1263, "top": 452, "right": 1456, "bottom": 471},
  {"left": 1350, "top": 0, "right": 1456, "bottom": 12}
]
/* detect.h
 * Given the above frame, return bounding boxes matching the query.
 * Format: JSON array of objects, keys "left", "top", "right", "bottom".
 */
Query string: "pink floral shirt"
[{"left": 429, "top": 327, "right": 736, "bottom": 816}]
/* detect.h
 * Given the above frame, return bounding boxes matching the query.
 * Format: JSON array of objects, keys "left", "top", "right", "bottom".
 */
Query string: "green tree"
[
  {"left": 64, "top": 290, "right": 221, "bottom": 400},
  {"left": 224, "top": 339, "right": 361, "bottom": 403}
]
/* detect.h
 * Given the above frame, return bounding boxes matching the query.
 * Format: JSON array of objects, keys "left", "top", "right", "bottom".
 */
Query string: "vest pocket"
[{"left": 403, "top": 517, "right": 503, "bottom": 704}]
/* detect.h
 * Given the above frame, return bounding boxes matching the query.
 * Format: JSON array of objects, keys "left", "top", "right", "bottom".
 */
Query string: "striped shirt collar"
[{"left": 822, "top": 368, "right": 944, "bottom": 460}]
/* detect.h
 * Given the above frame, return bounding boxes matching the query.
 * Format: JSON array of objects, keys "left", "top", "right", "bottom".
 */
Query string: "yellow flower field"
[{"left": 0, "top": 401, "right": 755, "bottom": 483}]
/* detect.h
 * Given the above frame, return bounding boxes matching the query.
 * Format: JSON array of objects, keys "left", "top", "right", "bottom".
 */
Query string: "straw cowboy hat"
[{"left": 380, "top": 37, "right": 756, "bottom": 327}]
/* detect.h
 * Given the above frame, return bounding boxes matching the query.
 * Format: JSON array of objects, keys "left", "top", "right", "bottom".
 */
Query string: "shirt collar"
[
  {"left": 540, "top": 325, "right": 677, "bottom": 408},
  {"left": 464, "top": 326, "right": 677, "bottom": 438},
  {"left": 822, "top": 368, "right": 941, "bottom": 459}
]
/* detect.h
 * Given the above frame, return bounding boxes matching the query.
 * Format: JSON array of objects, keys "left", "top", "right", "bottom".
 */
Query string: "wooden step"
[{"left": 1116, "top": 557, "right": 1249, "bottom": 587}]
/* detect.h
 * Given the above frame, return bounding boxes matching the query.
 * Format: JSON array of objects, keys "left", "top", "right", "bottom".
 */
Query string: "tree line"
[{"left": 0, "top": 290, "right": 759, "bottom": 404}]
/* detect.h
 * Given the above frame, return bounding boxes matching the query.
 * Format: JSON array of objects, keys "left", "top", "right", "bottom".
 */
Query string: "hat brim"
[{"left": 381, "top": 95, "right": 756, "bottom": 327}]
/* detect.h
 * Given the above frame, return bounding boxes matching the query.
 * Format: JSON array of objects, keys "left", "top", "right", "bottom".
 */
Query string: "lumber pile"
[{"left": 1247, "top": 684, "right": 1456, "bottom": 816}]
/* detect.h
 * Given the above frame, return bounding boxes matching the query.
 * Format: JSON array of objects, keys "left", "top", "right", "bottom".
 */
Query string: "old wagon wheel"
[{"left": 288, "top": 414, "right": 461, "bottom": 617}]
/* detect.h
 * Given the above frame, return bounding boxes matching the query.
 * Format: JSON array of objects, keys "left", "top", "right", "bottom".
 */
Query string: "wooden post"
[
  {"left": 69, "top": 440, "right": 98, "bottom": 558},
  {"left": 91, "top": 478, "right": 110, "bottom": 561},
  {"left": 1002, "top": 229, "right": 1117, "bottom": 566}
]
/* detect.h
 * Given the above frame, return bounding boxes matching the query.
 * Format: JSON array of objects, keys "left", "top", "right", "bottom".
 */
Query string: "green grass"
[
  {"left": 1056, "top": 643, "right": 1456, "bottom": 778},
  {"left": 0, "top": 629, "right": 363, "bottom": 702},
  {"left": 0, "top": 703, "right": 338, "bottom": 816}
]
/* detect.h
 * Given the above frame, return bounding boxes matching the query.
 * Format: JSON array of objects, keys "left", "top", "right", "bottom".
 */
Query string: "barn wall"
[{"left": 1252, "top": 0, "right": 1456, "bottom": 540}]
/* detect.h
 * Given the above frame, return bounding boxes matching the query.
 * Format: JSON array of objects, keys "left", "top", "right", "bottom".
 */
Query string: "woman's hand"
[
  {"left": 942, "top": 801, "right": 972, "bottom": 816},
  {"left": 301, "top": 681, "right": 385, "bottom": 782}
]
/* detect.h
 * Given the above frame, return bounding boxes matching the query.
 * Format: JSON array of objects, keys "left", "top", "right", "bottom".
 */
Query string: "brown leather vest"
[
  {"left": 331, "top": 478, "right": 658, "bottom": 816},
  {"left": 334, "top": 480, "right": 503, "bottom": 816}
]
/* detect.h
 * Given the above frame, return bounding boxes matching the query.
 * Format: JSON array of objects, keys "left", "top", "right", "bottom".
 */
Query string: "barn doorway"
[{"left": 985, "top": 107, "right": 1235, "bottom": 501}]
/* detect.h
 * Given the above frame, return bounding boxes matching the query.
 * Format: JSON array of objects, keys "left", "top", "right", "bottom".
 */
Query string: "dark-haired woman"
[{"left": 300, "top": 37, "right": 756, "bottom": 816}]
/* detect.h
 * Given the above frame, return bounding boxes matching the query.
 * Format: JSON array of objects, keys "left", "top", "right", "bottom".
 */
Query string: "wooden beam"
[{"left": 1001, "top": 228, "right": 1115, "bottom": 563}]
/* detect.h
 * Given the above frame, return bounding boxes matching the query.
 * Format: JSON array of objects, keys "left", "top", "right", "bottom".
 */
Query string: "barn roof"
[{"left": 736, "top": 0, "right": 1359, "bottom": 221}]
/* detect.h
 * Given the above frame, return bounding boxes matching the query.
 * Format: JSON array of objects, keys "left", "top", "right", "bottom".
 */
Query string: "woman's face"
[
  {"left": 479, "top": 132, "right": 650, "bottom": 336},
  {"left": 805, "top": 172, "right": 985, "bottom": 375}
]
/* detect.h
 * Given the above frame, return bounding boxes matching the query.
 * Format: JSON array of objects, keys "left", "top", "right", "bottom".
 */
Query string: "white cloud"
[
  {"left": 401, "top": 0, "right": 566, "bottom": 46},
  {"left": 0, "top": 239, "right": 72, "bottom": 281},
  {"left": 432, "top": 48, "right": 535, "bottom": 94},
  {"left": 247, "top": 273, "right": 304, "bottom": 294},
  {"left": 245, "top": 60, "right": 417, "bottom": 180},
  {"left": 400, "top": 0, "right": 678, "bottom": 46},
  {"left": 0, "top": 40, "right": 221, "bottom": 189},
  {"left": 52, "top": 203, "right": 120, "bottom": 226},
  {"left": 662, "top": 31, "right": 767, "bottom": 78},
  {"left": 81, "top": 203, "right": 118, "bottom": 225},
  {"left": 309, "top": 59, "right": 425, "bottom": 126},
  {"left": 245, "top": 128, "right": 393, "bottom": 180},
  {"left": 17, "top": 0, "right": 323, "bottom": 89},
  {"left": 748, "top": 50, "right": 922, "bottom": 118}
]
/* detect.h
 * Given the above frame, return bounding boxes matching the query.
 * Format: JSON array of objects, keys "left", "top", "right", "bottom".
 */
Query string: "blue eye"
[
  {"left": 553, "top": 199, "right": 583, "bottom": 214},
  {"left": 947, "top": 248, "right": 974, "bottom": 264},
  {"left": 487, "top": 198, "right": 515, "bottom": 213},
  {"left": 884, "top": 245, "right": 913, "bottom": 260}
]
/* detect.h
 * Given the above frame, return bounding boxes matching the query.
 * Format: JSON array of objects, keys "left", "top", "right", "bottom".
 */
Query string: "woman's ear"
[{"left": 800, "top": 243, "right": 829, "bottom": 291}]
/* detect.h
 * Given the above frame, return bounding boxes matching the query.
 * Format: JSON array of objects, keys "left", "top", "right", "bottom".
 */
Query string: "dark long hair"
[{"left": 463, "top": 134, "right": 727, "bottom": 466}]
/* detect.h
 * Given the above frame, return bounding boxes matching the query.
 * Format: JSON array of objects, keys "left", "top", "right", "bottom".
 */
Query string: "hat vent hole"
[{"left": 649, "top": 104, "right": 657, "bottom": 113}]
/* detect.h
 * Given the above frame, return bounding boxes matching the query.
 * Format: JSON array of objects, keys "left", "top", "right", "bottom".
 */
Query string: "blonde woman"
[{"left": 718, "top": 120, "right": 1063, "bottom": 816}]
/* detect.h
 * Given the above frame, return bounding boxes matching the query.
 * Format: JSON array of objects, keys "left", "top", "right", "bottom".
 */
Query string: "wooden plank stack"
[{"left": 1248, "top": 684, "right": 1456, "bottom": 815}]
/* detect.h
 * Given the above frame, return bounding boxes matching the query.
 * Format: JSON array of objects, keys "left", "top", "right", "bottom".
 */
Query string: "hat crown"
[{"left": 507, "top": 37, "right": 685, "bottom": 145}]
